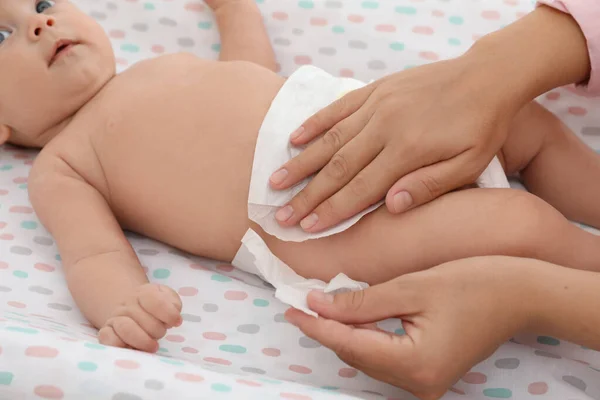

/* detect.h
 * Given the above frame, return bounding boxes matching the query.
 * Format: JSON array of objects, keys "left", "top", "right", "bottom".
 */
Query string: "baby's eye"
[
  {"left": 36, "top": 0, "right": 55, "bottom": 13},
  {"left": 0, "top": 30, "right": 11, "bottom": 45}
]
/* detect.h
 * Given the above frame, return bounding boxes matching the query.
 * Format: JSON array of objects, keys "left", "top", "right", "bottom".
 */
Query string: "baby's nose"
[{"left": 28, "top": 14, "right": 55, "bottom": 40}]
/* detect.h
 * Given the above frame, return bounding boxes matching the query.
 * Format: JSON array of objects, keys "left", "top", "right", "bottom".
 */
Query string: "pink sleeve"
[{"left": 537, "top": 0, "right": 600, "bottom": 94}]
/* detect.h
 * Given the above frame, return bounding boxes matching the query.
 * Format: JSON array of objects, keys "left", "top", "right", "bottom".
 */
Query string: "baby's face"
[{"left": 0, "top": 0, "right": 115, "bottom": 146}]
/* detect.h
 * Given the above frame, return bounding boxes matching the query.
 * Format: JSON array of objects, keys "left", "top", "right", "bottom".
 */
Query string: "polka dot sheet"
[{"left": 2, "top": 0, "right": 600, "bottom": 398}]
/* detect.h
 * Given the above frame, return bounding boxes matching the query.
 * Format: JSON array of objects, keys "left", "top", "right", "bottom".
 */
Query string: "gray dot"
[
  {"left": 0, "top": 286, "right": 11, "bottom": 292},
  {"left": 274, "top": 38, "right": 291, "bottom": 46},
  {"left": 368, "top": 60, "right": 387, "bottom": 70},
  {"left": 177, "top": 37, "right": 195, "bottom": 48},
  {"left": 203, "top": 303, "right": 218, "bottom": 312},
  {"left": 562, "top": 375, "right": 587, "bottom": 391},
  {"left": 181, "top": 313, "right": 201, "bottom": 322},
  {"left": 112, "top": 394, "right": 142, "bottom": 400},
  {"left": 292, "top": 28, "right": 304, "bottom": 35},
  {"left": 132, "top": 23, "right": 148, "bottom": 32},
  {"left": 349, "top": 40, "right": 368, "bottom": 49},
  {"left": 582, "top": 127, "right": 600, "bottom": 136},
  {"left": 106, "top": 2, "right": 118, "bottom": 10},
  {"left": 325, "top": 0, "right": 343, "bottom": 8},
  {"left": 138, "top": 249, "right": 159, "bottom": 256},
  {"left": 494, "top": 358, "right": 520, "bottom": 369},
  {"left": 319, "top": 47, "right": 337, "bottom": 56},
  {"left": 47, "top": 303, "right": 72, "bottom": 311},
  {"left": 274, "top": 313, "right": 288, "bottom": 323},
  {"left": 144, "top": 379, "right": 164, "bottom": 391},
  {"left": 299, "top": 336, "right": 321, "bottom": 348},
  {"left": 29, "top": 286, "right": 53, "bottom": 295},
  {"left": 33, "top": 236, "right": 53, "bottom": 246},
  {"left": 362, "top": 390, "right": 383, "bottom": 396},
  {"left": 237, "top": 324, "right": 260, "bottom": 334},
  {"left": 10, "top": 246, "right": 32, "bottom": 255},
  {"left": 241, "top": 367, "right": 265, "bottom": 375},
  {"left": 168, "top": 249, "right": 190, "bottom": 258},
  {"left": 159, "top": 17, "right": 177, "bottom": 27},
  {"left": 90, "top": 11, "right": 107, "bottom": 20},
  {"left": 534, "top": 350, "right": 561, "bottom": 359}
]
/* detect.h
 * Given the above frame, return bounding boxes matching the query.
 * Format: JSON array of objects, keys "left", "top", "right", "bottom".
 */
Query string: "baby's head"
[{"left": 0, "top": 0, "right": 115, "bottom": 147}]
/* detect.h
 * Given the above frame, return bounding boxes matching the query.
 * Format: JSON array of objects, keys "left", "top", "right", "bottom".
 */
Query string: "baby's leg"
[
  {"left": 501, "top": 101, "right": 600, "bottom": 228},
  {"left": 262, "top": 188, "right": 600, "bottom": 285},
  {"left": 207, "top": 0, "right": 277, "bottom": 71}
]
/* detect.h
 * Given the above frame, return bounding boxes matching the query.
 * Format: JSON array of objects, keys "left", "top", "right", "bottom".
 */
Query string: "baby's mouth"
[{"left": 49, "top": 40, "right": 78, "bottom": 66}]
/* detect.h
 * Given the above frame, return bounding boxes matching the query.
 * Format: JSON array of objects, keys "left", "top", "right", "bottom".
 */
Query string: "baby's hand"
[
  {"left": 205, "top": 0, "right": 248, "bottom": 11},
  {"left": 98, "top": 283, "right": 183, "bottom": 353}
]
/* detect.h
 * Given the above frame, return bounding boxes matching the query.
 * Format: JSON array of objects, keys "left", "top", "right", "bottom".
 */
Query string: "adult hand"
[
  {"left": 285, "top": 257, "right": 537, "bottom": 400},
  {"left": 269, "top": 6, "right": 591, "bottom": 233}
]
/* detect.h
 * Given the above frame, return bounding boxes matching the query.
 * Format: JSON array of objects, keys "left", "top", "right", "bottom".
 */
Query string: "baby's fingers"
[
  {"left": 98, "top": 325, "right": 127, "bottom": 348},
  {"left": 139, "top": 285, "right": 183, "bottom": 328},
  {"left": 105, "top": 316, "right": 159, "bottom": 353}
]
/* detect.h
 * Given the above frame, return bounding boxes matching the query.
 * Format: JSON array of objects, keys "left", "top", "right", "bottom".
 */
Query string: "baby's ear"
[{"left": 0, "top": 125, "right": 10, "bottom": 145}]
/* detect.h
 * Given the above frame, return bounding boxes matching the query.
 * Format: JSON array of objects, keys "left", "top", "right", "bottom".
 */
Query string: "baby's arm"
[
  {"left": 29, "top": 153, "right": 182, "bottom": 352},
  {"left": 206, "top": 0, "right": 277, "bottom": 71}
]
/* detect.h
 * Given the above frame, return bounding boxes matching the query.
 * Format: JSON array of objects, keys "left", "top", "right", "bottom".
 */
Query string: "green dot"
[
  {"left": 403, "top": 64, "right": 416, "bottom": 70},
  {"left": 120, "top": 43, "right": 140, "bottom": 53},
  {"left": 361, "top": 1, "right": 378, "bottom": 9},
  {"left": 198, "top": 21, "right": 213, "bottom": 30},
  {"left": 211, "top": 43, "right": 221, "bottom": 52},
  {"left": 259, "top": 378, "right": 281, "bottom": 384},
  {"left": 19, "top": 184, "right": 27, "bottom": 189},
  {"left": 6, "top": 326, "right": 38, "bottom": 334},
  {"left": 5, "top": 317, "right": 29, "bottom": 324},
  {"left": 12, "top": 270, "right": 28, "bottom": 278},
  {"left": 55, "top": 254, "right": 61, "bottom": 261},
  {"left": 160, "top": 357, "right": 185, "bottom": 366},
  {"left": 483, "top": 388, "right": 513, "bottom": 398},
  {"left": 0, "top": 372, "right": 13, "bottom": 386},
  {"left": 448, "top": 38, "right": 461, "bottom": 46},
  {"left": 143, "top": 2, "right": 155, "bottom": 10},
  {"left": 219, "top": 344, "right": 246, "bottom": 354},
  {"left": 395, "top": 6, "right": 416, "bottom": 15},
  {"left": 389, "top": 42, "right": 404, "bottom": 51},
  {"left": 332, "top": 25, "right": 345, "bottom": 34},
  {"left": 78, "top": 362, "right": 98, "bottom": 372},
  {"left": 253, "top": 299, "right": 269, "bottom": 307},
  {"left": 320, "top": 386, "right": 339, "bottom": 391},
  {"left": 211, "top": 383, "right": 232, "bottom": 393},
  {"left": 153, "top": 269, "right": 170, "bottom": 279},
  {"left": 298, "top": 0, "right": 314, "bottom": 9},
  {"left": 449, "top": 16, "right": 464, "bottom": 25},
  {"left": 84, "top": 342, "right": 105, "bottom": 350},
  {"left": 20, "top": 221, "right": 37, "bottom": 230},
  {"left": 537, "top": 336, "right": 560, "bottom": 346},
  {"left": 0, "top": 165, "right": 13, "bottom": 171},
  {"left": 158, "top": 347, "right": 168, "bottom": 353},
  {"left": 211, "top": 274, "right": 232, "bottom": 282},
  {"left": 394, "top": 327, "right": 405, "bottom": 335}
]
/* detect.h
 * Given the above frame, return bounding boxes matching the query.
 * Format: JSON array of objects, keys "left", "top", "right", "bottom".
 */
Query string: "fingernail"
[
  {"left": 275, "top": 205, "right": 294, "bottom": 222},
  {"left": 290, "top": 126, "right": 305, "bottom": 141},
  {"left": 392, "top": 191, "right": 413, "bottom": 213},
  {"left": 300, "top": 213, "right": 319, "bottom": 230},
  {"left": 270, "top": 168, "right": 288, "bottom": 185},
  {"left": 310, "top": 290, "right": 334, "bottom": 304}
]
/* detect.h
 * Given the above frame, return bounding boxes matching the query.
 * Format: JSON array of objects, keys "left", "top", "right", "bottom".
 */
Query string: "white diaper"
[{"left": 233, "top": 65, "right": 510, "bottom": 316}]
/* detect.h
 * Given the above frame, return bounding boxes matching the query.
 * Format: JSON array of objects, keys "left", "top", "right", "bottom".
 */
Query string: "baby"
[{"left": 3, "top": 0, "right": 600, "bottom": 352}]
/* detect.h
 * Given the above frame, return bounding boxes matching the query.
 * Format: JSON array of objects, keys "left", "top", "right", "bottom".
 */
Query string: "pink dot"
[
  {"left": 25, "top": 160, "right": 34, "bottom": 166},
  {"left": 35, "top": 263, "right": 55, "bottom": 272},
  {"left": 151, "top": 45, "right": 165, "bottom": 54},
  {"left": 217, "top": 264, "right": 234, "bottom": 272},
  {"left": 203, "top": 332, "right": 227, "bottom": 340},
  {"left": 60, "top": 337, "right": 78, "bottom": 342},
  {"left": 9, "top": 206, "right": 33, "bottom": 214},
  {"left": 184, "top": 2, "right": 205, "bottom": 11},
  {"left": 116, "top": 58, "right": 128, "bottom": 66},
  {"left": 165, "top": 334, "right": 185, "bottom": 343},
  {"left": 0, "top": 189, "right": 8, "bottom": 195},
  {"left": 412, "top": 26, "right": 434, "bottom": 35},
  {"left": 528, "top": 382, "right": 548, "bottom": 395},
  {"left": 462, "top": 372, "right": 487, "bottom": 384},
  {"left": 13, "top": 177, "right": 27, "bottom": 184},
  {"left": 516, "top": 11, "right": 527, "bottom": 18},
  {"left": 0, "top": 234, "right": 13, "bottom": 240},
  {"left": 546, "top": 92, "right": 561, "bottom": 100},
  {"left": 178, "top": 287, "right": 198, "bottom": 296},
  {"left": 237, "top": 379, "right": 262, "bottom": 387},
  {"left": 109, "top": 30, "right": 125, "bottom": 39},
  {"left": 8, "top": 301, "right": 26, "bottom": 309},
  {"left": 175, "top": 372, "right": 204, "bottom": 382},
  {"left": 0, "top": 261, "right": 8, "bottom": 269},
  {"left": 450, "top": 387, "right": 466, "bottom": 395},
  {"left": 272, "top": 11, "right": 289, "bottom": 21},
  {"left": 575, "top": 359, "right": 589, "bottom": 365},
  {"left": 472, "top": 34, "right": 483, "bottom": 41},
  {"left": 375, "top": 24, "right": 396, "bottom": 32},
  {"left": 482, "top": 10, "right": 501, "bottom": 20},
  {"left": 347, "top": 14, "right": 365, "bottom": 23},
  {"left": 114, "top": 359, "right": 140, "bottom": 369},
  {"left": 569, "top": 106, "right": 587, "bottom": 116},
  {"left": 182, "top": 347, "right": 198, "bottom": 354},
  {"left": 310, "top": 17, "right": 328, "bottom": 26},
  {"left": 80, "top": 322, "right": 94, "bottom": 329},
  {"left": 289, "top": 365, "right": 312, "bottom": 374},
  {"left": 34, "top": 385, "right": 64, "bottom": 399},
  {"left": 504, "top": 0, "right": 518, "bottom": 5},
  {"left": 294, "top": 55, "right": 312, "bottom": 66},
  {"left": 432, "top": 9, "right": 444, "bottom": 17},
  {"left": 224, "top": 291, "right": 248, "bottom": 301},
  {"left": 26, "top": 346, "right": 59, "bottom": 358},
  {"left": 190, "top": 263, "right": 209, "bottom": 270},
  {"left": 0, "top": 222, "right": 6, "bottom": 229},
  {"left": 339, "top": 69, "right": 354, "bottom": 78},
  {"left": 338, "top": 368, "right": 358, "bottom": 378},
  {"left": 262, "top": 348, "right": 281, "bottom": 357},
  {"left": 281, "top": 393, "right": 312, "bottom": 400},
  {"left": 14, "top": 153, "right": 31, "bottom": 160},
  {"left": 204, "top": 357, "right": 232, "bottom": 365},
  {"left": 419, "top": 51, "right": 439, "bottom": 61}
]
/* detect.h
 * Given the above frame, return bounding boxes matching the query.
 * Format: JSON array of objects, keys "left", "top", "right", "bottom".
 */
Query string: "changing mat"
[{"left": 2, "top": 0, "right": 600, "bottom": 399}]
